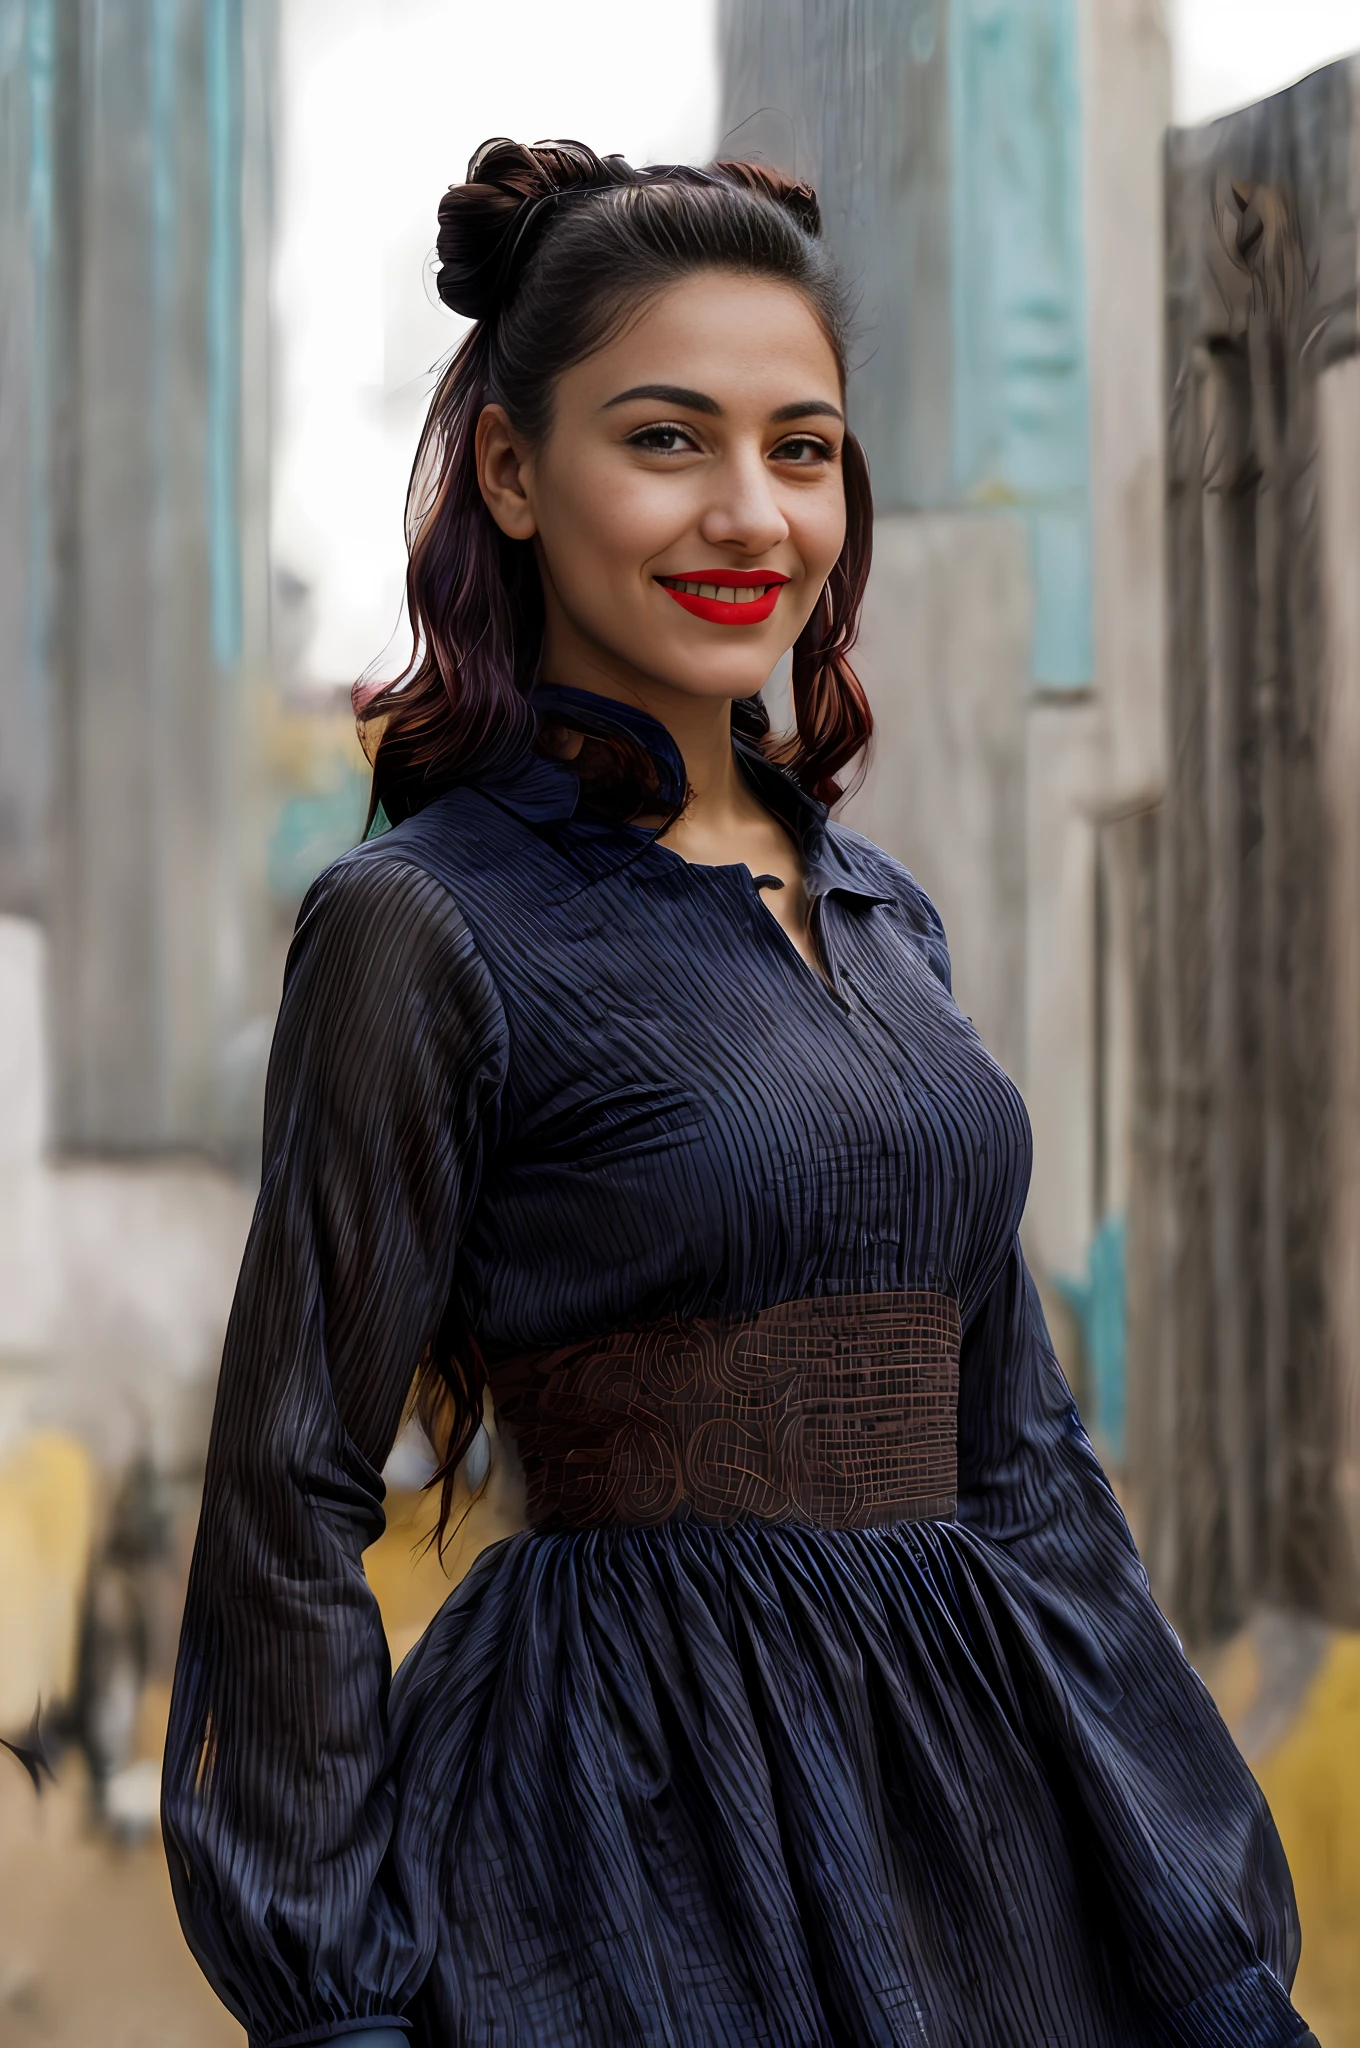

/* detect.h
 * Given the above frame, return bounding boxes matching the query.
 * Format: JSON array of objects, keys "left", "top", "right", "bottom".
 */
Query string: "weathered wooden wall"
[
  {"left": 1320, "top": 353, "right": 1360, "bottom": 1607},
  {"left": 0, "top": 0, "right": 275, "bottom": 1162},
  {"left": 1135, "top": 57, "right": 1360, "bottom": 1638},
  {"left": 718, "top": 0, "right": 955, "bottom": 513}
]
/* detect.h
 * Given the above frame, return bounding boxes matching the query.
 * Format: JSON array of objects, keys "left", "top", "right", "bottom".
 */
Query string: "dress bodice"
[{"left": 373, "top": 712, "right": 1030, "bottom": 1356}]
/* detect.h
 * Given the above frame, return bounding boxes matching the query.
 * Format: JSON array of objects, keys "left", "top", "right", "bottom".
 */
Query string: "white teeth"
[{"left": 664, "top": 577, "right": 773, "bottom": 602}]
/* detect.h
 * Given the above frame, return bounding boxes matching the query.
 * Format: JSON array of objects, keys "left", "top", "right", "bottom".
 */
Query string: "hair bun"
[
  {"left": 436, "top": 137, "right": 635, "bottom": 321},
  {"left": 712, "top": 161, "right": 822, "bottom": 239}
]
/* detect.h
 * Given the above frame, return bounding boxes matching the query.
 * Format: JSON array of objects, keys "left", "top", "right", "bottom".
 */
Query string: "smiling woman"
[
  {"left": 353, "top": 139, "right": 872, "bottom": 978},
  {"left": 164, "top": 138, "right": 1312, "bottom": 2048}
]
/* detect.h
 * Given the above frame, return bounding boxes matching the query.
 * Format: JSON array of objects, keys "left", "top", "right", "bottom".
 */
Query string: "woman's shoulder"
[
  {"left": 288, "top": 829, "right": 507, "bottom": 1043},
  {"left": 296, "top": 832, "right": 471, "bottom": 948}
]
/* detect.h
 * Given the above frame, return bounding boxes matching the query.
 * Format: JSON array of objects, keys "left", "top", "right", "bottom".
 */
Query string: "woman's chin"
[{"left": 638, "top": 651, "right": 788, "bottom": 704}]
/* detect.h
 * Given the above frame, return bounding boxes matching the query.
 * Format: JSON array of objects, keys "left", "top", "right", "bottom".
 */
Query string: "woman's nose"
[{"left": 696, "top": 448, "right": 789, "bottom": 555}]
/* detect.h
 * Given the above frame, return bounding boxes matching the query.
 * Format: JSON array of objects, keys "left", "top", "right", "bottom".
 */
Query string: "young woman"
[{"left": 164, "top": 141, "right": 1310, "bottom": 2048}]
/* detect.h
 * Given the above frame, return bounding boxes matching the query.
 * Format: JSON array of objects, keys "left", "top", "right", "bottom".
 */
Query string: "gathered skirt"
[{"left": 385, "top": 1514, "right": 1189, "bottom": 2047}]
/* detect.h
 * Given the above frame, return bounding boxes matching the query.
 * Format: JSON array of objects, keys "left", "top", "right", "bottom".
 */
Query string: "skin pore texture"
[{"left": 475, "top": 271, "right": 849, "bottom": 977}]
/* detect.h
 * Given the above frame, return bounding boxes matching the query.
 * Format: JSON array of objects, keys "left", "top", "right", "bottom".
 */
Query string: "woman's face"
[{"left": 477, "top": 271, "right": 848, "bottom": 707}]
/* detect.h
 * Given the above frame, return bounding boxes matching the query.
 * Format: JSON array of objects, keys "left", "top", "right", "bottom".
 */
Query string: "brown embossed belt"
[{"left": 489, "top": 1289, "right": 961, "bottom": 1531}]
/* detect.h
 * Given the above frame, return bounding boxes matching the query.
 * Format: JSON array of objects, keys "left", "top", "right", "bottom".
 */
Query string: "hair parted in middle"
[{"left": 358, "top": 136, "right": 875, "bottom": 833}]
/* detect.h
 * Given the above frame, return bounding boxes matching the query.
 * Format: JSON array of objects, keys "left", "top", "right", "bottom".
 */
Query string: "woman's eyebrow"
[
  {"left": 601, "top": 383, "right": 721, "bottom": 414},
  {"left": 600, "top": 385, "right": 846, "bottom": 425},
  {"left": 768, "top": 398, "right": 844, "bottom": 424}
]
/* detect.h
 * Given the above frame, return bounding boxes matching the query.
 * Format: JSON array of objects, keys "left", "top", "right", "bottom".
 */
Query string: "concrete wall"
[
  {"left": 1023, "top": 702, "right": 1106, "bottom": 1278},
  {"left": 0, "top": 918, "right": 55, "bottom": 1376},
  {"left": 1079, "top": 0, "right": 1170, "bottom": 803},
  {"left": 846, "top": 514, "right": 1031, "bottom": 1088},
  {"left": 0, "top": 917, "right": 254, "bottom": 1477}
]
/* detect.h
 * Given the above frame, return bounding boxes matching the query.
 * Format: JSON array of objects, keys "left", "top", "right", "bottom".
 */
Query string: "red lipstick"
[{"left": 656, "top": 569, "right": 789, "bottom": 626}]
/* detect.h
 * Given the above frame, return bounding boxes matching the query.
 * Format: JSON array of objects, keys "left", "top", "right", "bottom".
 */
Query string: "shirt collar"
[
  {"left": 531, "top": 684, "right": 690, "bottom": 811},
  {"left": 471, "top": 684, "right": 687, "bottom": 832},
  {"left": 470, "top": 683, "right": 893, "bottom": 904}
]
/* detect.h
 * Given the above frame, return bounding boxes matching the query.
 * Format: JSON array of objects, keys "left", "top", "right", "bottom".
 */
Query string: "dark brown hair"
[{"left": 369, "top": 139, "right": 877, "bottom": 1543}]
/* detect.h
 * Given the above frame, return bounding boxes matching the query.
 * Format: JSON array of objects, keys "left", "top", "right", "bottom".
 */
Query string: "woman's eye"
[
  {"left": 772, "top": 435, "right": 833, "bottom": 466},
  {"left": 626, "top": 424, "right": 699, "bottom": 455}
]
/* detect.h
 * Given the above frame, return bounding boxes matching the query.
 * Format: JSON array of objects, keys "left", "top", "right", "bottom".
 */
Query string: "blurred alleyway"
[{"left": 3, "top": 4, "right": 1360, "bottom": 2042}]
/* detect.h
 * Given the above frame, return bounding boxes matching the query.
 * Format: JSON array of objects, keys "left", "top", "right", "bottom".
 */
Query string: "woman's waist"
[{"left": 486, "top": 1288, "right": 960, "bottom": 1534}]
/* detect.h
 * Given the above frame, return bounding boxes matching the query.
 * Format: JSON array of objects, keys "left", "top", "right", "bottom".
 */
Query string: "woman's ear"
[{"left": 475, "top": 403, "right": 537, "bottom": 540}]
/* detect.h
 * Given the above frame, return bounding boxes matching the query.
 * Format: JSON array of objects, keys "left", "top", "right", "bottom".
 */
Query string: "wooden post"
[
  {"left": 1142, "top": 57, "right": 1360, "bottom": 1634},
  {"left": 1320, "top": 354, "right": 1360, "bottom": 1591}
]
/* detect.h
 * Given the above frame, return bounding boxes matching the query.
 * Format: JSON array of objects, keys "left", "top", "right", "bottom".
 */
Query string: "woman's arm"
[{"left": 162, "top": 848, "right": 507, "bottom": 2048}]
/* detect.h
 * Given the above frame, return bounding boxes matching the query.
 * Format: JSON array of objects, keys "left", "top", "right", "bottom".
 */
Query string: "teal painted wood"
[
  {"left": 949, "top": 0, "right": 1093, "bottom": 687},
  {"left": 1058, "top": 1214, "right": 1127, "bottom": 1465},
  {"left": 23, "top": 0, "right": 54, "bottom": 732},
  {"left": 269, "top": 771, "right": 373, "bottom": 904},
  {"left": 148, "top": 0, "right": 178, "bottom": 790},
  {"left": 206, "top": 0, "right": 243, "bottom": 671},
  {"left": 10, "top": 0, "right": 275, "bottom": 1149},
  {"left": 0, "top": 0, "right": 57, "bottom": 908}
]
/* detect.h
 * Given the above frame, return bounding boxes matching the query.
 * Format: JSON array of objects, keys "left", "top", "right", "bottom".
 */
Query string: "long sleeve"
[
  {"left": 956, "top": 1244, "right": 1309, "bottom": 2047},
  {"left": 162, "top": 849, "right": 508, "bottom": 2048}
]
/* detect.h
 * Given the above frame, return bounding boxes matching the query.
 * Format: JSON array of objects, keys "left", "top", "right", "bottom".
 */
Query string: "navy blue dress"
[{"left": 164, "top": 688, "right": 1307, "bottom": 2048}]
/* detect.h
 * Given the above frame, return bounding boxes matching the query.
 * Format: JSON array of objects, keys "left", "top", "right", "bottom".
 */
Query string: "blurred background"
[{"left": 2, "top": 0, "right": 1360, "bottom": 2040}]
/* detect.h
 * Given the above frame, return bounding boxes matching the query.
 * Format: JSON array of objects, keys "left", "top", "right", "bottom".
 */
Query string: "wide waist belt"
[{"left": 490, "top": 1290, "right": 961, "bottom": 1531}]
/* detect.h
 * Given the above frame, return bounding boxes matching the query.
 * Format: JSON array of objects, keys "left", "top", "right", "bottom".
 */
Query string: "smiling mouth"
[
  {"left": 656, "top": 571, "right": 788, "bottom": 625},
  {"left": 659, "top": 577, "right": 782, "bottom": 603}
]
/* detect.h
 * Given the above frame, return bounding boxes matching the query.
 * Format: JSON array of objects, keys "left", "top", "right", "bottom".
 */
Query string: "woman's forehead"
[{"left": 561, "top": 274, "right": 844, "bottom": 411}]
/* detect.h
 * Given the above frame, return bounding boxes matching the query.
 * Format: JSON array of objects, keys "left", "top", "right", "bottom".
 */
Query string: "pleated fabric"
[{"left": 163, "top": 688, "right": 1310, "bottom": 2048}]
